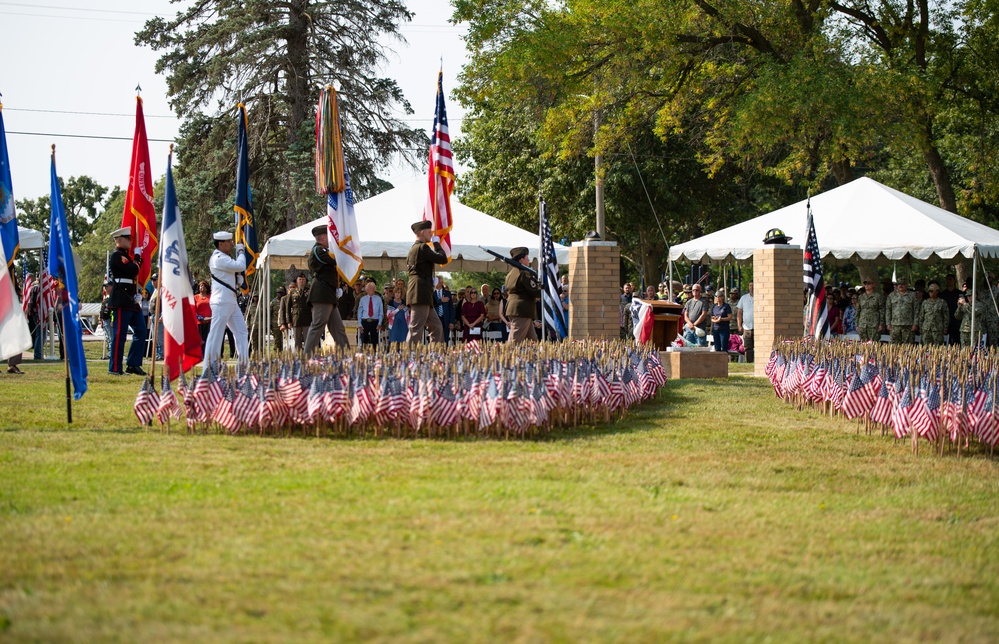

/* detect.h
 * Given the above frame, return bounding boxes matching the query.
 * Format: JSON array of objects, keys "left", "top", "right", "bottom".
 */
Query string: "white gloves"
[
  {"left": 235, "top": 243, "right": 245, "bottom": 253},
  {"left": 134, "top": 246, "right": 143, "bottom": 257},
  {"left": 431, "top": 235, "right": 440, "bottom": 244},
  {"left": 133, "top": 293, "right": 142, "bottom": 305}
]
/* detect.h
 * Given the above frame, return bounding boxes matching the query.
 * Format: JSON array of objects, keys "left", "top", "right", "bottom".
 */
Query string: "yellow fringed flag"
[{"left": 315, "top": 86, "right": 346, "bottom": 195}]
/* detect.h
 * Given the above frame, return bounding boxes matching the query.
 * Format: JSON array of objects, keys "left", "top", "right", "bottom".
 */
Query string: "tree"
[
  {"left": 136, "top": 0, "right": 426, "bottom": 242},
  {"left": 15, "top": 176, "right": 119, "bottom": 246}
]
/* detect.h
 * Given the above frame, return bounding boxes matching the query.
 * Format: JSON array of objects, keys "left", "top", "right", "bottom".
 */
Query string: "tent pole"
[
  {"left": 667, "top": 257, "right": 674, "bottom": 301},
  {"left": 971, "top": 247, "right": 978, "bottom": 347}
]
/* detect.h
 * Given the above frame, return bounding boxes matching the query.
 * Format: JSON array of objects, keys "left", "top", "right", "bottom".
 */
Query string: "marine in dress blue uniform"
[{"left": 107, "top": 226, "right": 147, "bottom": 375}]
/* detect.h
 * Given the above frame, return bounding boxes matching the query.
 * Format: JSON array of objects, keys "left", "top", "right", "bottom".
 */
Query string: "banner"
[
  {"left": 423, "top": 70, "right": 454, "bottom": 262},
  {"left": 234, "top": 103, "right": 258, "bottom": 291},
  {"left": 49, "top": 153, "right": 88, "bottom": 399},
  {"left": 0, "top": 100, "right": 18, "bottom": 267},
  {"left": 122, "top": 96, "right": 158, "bottom": 290}
]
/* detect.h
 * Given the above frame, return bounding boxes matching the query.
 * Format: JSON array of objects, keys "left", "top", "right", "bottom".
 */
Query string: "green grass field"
[{"left": 1, "top": 359, "right": 997, "bottom": 641}]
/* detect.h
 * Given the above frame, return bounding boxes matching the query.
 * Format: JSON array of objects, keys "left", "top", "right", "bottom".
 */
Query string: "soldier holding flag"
[
  {"left": 107, "top": 226, "right": 147, "bottom": 376},
  {"left": 505, "top": 247, "right": 541, "bottom": 343},
  {"left": 202, "top": 231, "right": 249, "bottom": 365},
  {"left": 406, "top": 220, "right": 448, "bottom": 343}
]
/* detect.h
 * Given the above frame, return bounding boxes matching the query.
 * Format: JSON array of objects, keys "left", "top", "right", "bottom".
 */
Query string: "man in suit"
[{"left": 432, "top": 279, "right": 454, "bottom": 343}]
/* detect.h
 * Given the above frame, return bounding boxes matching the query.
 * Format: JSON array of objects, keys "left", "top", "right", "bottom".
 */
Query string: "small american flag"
[
  {"left": 156, "top": 375, "right": 181, "bottom": 424},
  {"left": 21, "top": 272, "right": 33, "bottom": 314},
  {"left": 212, "top": 380, "right": 241, "bottom": 434},
  {"left": 803, "top": 203, "right": 830, "bottom": 340},
  {"left": 134, "top": 378, "right": 158, "bottom": 425}
]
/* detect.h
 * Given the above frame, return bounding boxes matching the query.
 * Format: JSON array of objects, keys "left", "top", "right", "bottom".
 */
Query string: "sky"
[{"left": 1, "top": 0, "right": 468, "bottom": 202}]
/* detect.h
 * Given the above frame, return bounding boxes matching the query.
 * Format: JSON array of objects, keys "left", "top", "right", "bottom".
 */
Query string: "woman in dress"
[
  {"left": 194, "top": 280, "right": 212, "bottom": 348},
  {"left": 461, "top": 288, "right": 486, "bottom": 342},
  {"left": 386, "top": 290, "right": 409, "bottom": 344}
]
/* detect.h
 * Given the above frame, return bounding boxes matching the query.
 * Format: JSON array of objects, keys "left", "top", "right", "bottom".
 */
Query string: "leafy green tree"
[
  {"left": 15, "top": 176, "right": 119, "bottom": 246},
  {"left": 136, "top": 0, "right": 425, "bottom": 244}
]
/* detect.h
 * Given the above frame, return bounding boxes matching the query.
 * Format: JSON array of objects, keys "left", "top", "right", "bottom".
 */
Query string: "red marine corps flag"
[
  {"left": 423, "top": 69, "right": 454, "bottom": 263},
  {"left": 122, "top": 94, "right": 158, "bottom": 291}
]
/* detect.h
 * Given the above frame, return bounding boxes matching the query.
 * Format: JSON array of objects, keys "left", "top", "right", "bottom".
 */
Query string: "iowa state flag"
[
  {"left": 122, "top": 96, "right": 158, "bottom": 290},
  {"left": 159, "top": 152, "right": 202, "bottom": 380}
]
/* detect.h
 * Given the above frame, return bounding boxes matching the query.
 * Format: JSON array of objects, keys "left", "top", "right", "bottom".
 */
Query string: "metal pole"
[
  {"left": 594, "top": 110, "right": 604, "bottom": 239},
  {"left": 971, "top": 247, "right": 978, "bottom": 346}
]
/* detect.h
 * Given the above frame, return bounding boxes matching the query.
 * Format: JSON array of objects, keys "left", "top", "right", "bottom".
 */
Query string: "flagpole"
[
  {"left": 51, "top": 145, "right": 72, "bottom": 424},
  {"left": 539, "top": 192, "right": 546, "bottom": 342}
]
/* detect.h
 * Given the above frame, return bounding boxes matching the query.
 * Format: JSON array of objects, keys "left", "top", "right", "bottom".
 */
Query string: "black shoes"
[{"left": 125, "top": 366, "right": 147, "bottom": 376}]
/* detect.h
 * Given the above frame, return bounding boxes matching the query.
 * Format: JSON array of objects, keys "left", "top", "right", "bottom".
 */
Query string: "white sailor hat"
[
  {"left": 213, "top": 231, "right": 234, "bottom": 241},
  {"left": 111, "top": 226, "right": 132, "bottom": 239}
]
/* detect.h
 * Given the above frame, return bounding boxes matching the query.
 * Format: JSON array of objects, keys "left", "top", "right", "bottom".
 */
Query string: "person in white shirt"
[
  {"left": 202, "top": 231, "right": 249, "bottom": 366},
  {"left": 737, "top": 281, "right": 755, "bottom": 363},
  {"left": 357, "top": 282, "right": 384, "bottom": 346}
]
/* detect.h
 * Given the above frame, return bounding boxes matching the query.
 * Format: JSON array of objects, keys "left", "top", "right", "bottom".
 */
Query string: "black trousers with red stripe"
[{"left": 108, "top": 307, "right": 146, "bottom": 374}]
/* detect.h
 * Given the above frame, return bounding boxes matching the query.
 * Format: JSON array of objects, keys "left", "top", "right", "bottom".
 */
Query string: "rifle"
[{"left": 478, "top": 246, "right": 538, "bottom": 279}]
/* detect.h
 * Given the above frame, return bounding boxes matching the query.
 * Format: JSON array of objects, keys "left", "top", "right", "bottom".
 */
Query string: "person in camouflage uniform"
[
  {"left": 855, "top": 278, "right": 885, "bottom": 341},
  {"left": 270, "top": 286, "right": 286, "bottom": 352},
  {"left": 620, "top": 282, "right": 634, "bottom": 339},
  {"left": 282, "top": 273, "right": 313, "bottom": 351},
  {"left": 886, "top": 278, "right": 919, "bottom": 344},
  {"left": 955, "top": 287, "right": 986, "bottom": 347},
  {"left": 918, "top": 281, "right": 949, "bottom": 345}
]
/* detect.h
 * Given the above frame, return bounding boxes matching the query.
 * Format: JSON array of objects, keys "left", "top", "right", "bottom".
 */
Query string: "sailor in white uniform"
[{"left": 202, "top": 231, "right": 249, "bottom": 366}]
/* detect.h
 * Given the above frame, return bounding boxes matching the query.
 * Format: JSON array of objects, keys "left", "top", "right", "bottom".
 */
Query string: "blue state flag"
[
  {"left": 0, "top": 102, "right": 18, "bottom": 267},
  {"left": 233, "top": 104, "right": 257, "bottom": 291},
  {"left": 48, "top": 155, "right": 87, "bottom": 399}
]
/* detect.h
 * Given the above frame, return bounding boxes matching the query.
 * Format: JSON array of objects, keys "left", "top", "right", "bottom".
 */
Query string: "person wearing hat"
[
  {"left": 202, "top": 231, "right": 249, "bottom": 366},
  {"left": 682, "top": 283, "right": 709, "bottom": 346},
  {"left": 107, "top": 226, "right": 148, "bottom": 375},
  {"left": 285, "top": 271, "right": 312, "bottom": 351},
  {"left": 885, "top": 276, "right": 918, "bottom": 344},
  {"left": 405, "top": 220, "right": 448, "bottom": 343},
  {"left": 504, "top": 247, "right": 541, "bottom": 343},
  {"left": 304, "top": 224, "right": 350, "bottom": 353},
  {"left": 270, "top": 285, "right": 287, "bottom": 352},
  {"left": 678, "top": 283, "right": 692, "bottom": 304},
  {"left": 919, "top": 281, "right": 949, "bottom": 345},
  {"left": 855, "top": 277, "right": 886, "bottom": 342}
]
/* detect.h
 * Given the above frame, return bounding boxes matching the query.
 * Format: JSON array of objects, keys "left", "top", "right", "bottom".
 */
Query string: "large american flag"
[
  {"left": 540, "top": 195, "right": 567, "bottom": 339},
  {"left": 423, "top": 69, "right": 454, "bottom": 262},
  {"left": 803, "top": 202, "right": 830, "bottom": 340}
]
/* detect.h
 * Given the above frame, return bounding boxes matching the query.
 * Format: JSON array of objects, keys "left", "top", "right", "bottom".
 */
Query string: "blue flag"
[
  {"left": 234, "top": 104, "right": 257, "bottom": 292},
  {"left": 0, "top": 102, "right": 18, "bottom": 267},
  {"left": 48, "top": 156, "right": 88, "bottom": 400}
]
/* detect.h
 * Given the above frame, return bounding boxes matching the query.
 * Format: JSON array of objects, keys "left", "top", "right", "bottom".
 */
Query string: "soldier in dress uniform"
[
  {"left": 505, "top": 246, "right": 541, "bottom": 343},
  {"left": 270, "top": 286, "right": 286, "bottom": 352},
  {"left": 284, "top": 272, "right": 312, "bottom": 351},
  {"left": 918, "top": 282, "right": 949, "bottom": 345},
  {"left": 107, "top": 226, "right": 147, "bottom": 375},
  {"left": 886, "top": 277, "right": 919, "bottom": 344},
  {"left": 304, "top": 224, "right": 350, "bottom": 354},
  {"left": 855, "top": 278, "right": 885, "bottom": 342},
  {"left": 202, "top": 231, "right": 249, "bottom": 366},
  {"left": 406, "top": 220, "right": 448, "bottom": 343}
]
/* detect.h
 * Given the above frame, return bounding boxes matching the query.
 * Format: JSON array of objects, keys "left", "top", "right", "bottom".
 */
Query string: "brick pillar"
[
  {"left": 753, "top": 244, "right": 802, "bottom": 377},
  {"left": 568, "top": 240, "right": 620, "bottom": 340}
]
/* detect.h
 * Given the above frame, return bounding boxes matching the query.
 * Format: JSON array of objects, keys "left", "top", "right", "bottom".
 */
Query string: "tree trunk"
[
  {"left": 830, "top": 159, "right": 854, "bottom": 185},
  {"left": 284, "top": 0, "right": 312, "bottom": 231}
]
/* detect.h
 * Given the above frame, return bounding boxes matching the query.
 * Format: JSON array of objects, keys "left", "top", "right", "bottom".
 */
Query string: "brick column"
[
  {"left": 753, "top": 244, "right": 802, "bottom": 377},
  {"left": 568, "top": 240, "right": 620, "bottom": 340}
]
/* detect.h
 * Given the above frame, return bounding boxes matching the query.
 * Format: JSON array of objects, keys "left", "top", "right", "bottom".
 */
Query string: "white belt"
[{"left": 114, "top": 278, "right": 134, "bottom": 285}]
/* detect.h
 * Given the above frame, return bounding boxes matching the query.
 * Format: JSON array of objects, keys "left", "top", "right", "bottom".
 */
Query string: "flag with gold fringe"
[
  {"left": 234, "top": 103, "right": 258, "bottom": 293},
  {"left": 315, "top": 86, "right": 361, "bottom": 285}
]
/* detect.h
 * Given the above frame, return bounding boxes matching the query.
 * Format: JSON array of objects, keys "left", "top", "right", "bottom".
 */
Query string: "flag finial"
[{"left": 135, "top": 83, "right": 142, "bottom": 95}]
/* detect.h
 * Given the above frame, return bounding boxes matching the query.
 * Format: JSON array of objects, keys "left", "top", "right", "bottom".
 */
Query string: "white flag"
[
  {"left": 0, "top": 243, "right": 32, "bottom": 361},
  {"left": 326, "top": 166, "right": 362, "bottom": 285}
]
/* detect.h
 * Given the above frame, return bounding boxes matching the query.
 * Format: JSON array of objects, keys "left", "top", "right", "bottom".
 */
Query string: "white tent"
[
  {"left": 18, "top": 225, "right": 43, "bottom": 250},
  {"left": 669, "top": 177, "right": 999, "bottom": 266},
  {"left": 258, "top": 181, "right": 569, "bottom": 273}
]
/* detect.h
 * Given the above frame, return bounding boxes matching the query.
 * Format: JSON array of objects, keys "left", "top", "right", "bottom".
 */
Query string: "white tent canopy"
[
  {"left": 18, "top": 225, "right": 43, "bottom": 250},
  {"left": 258, "top": 182, "right": 569, "bottom": 273},
  {"left": 670, "top": 177, "right": 999, "bottom": 266}
]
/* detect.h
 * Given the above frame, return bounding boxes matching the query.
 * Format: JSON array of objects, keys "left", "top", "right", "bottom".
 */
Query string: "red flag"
[{"left": 122, "top": 96, "right": 158, "bottom": 290}]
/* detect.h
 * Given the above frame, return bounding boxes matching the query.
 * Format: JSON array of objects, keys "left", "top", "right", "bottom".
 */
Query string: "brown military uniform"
[
  {"left": 406, "top": 239, "right": 449, "bottom": 343},
  {"left": 505, "top": 264, "right": 541, "bottom": 343}
]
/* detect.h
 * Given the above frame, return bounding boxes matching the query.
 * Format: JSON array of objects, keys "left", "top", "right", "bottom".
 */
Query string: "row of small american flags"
[
  {"left": 765, "top": 339, "right": 999, "bottom": 453},
  {"left": 134, "top": 341, "right": 668, "bottom": 438}
]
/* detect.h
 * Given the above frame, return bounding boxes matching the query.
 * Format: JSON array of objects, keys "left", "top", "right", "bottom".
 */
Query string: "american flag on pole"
[
  {"left": 803, "top": 200, "right": 830, "bottom": 340},
  {"left": 423, "top": 69, "right": 454, "bottom": 263},
  {"left": 539, "top": 195, "right": 567, "bottom": 339}
]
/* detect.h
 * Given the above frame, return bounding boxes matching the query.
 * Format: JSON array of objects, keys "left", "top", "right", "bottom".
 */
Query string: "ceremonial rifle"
[{"left": 478, "top": 246, "right": 539, "bottom": 279}]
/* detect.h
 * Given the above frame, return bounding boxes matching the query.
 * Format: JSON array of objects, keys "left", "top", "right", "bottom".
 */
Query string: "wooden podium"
[{"left": 634, "top": 299, "right": 683, "bottom": 350}]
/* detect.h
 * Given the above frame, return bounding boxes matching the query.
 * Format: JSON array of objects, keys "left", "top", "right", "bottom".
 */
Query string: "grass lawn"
[{"left": 1, "top": 360, "right": 997, "bottom": 641}]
